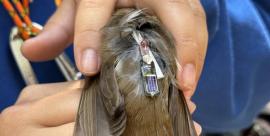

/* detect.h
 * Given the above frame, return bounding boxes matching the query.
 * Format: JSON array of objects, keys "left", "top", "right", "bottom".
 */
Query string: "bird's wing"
[
  {"left": 74, "top": 72, "right": 126, "bottom": 136},
  {"left": 168, "top": 85, "right": 197, "bottom": 136}
]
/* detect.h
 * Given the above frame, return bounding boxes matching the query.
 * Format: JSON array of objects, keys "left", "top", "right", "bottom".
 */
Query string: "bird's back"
[{"left": 74, "top": 9, "right": 197, "bottom": 136}]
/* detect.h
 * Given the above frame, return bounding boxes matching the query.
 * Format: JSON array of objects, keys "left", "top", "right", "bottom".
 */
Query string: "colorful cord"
[{"left": 1, "top": 0, "right": 61, "bottom": 40}]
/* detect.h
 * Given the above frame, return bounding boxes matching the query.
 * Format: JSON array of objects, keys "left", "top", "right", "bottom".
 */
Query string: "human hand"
[
  {"left": 22, "top": 0, "right": 208, "bottom": 99},
  {"left": 0, "top": 81, "right": 202, "bottom": 136}
]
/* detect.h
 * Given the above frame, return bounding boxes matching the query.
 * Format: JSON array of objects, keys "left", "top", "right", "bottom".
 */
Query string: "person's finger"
[
  {"left": 194, "top": 121, "right": 202, "bottom": 135},
  {"left": 146, "top": 0, "right": 197, "bottom": 65},
  {"left": 119, "top": 0, "right": 207, "bottom": 101},
  {"left": 179, "top": 63, "right": 196, "bottom": 99},
  {"left": 180, "top": 0, "right": 208, "bottom": 99},
  {"left": 15, "top": 80, "right": 83, "bottom": 104},
  {"left": 22, "top": 0, "right": 75, "bottom": 61},
  {"left": 188, "top": 0, "right": 208, "bottom": 80},
  {"left": 143, "top": 0, "right": 207, "bottom": 99},
  {"left": 187, "top": 100, "right": 196, "bottom": 113},
  {"left": 21, "top": 88, "right": 81, "bottom": 127},
  {"left": 74, "top": 0, "right": 116, "bottom": 75}
]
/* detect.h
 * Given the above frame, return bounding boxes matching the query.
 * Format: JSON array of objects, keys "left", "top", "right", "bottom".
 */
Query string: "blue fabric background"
[{"left": 0, "top": 0, "right": 270, "bottom": 133}]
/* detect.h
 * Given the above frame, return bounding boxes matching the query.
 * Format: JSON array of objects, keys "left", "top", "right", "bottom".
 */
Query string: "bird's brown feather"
[{"left": 74, "top": 9, "right": 197, "bottom": 136}]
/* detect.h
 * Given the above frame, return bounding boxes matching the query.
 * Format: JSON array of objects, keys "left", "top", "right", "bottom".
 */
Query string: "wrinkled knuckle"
[
  {"left": 79, "top": 28, "right": 100, "bottom": 34},
  {"left": 1, "top": 106, "right": 22, "bottom": 124},
  {"left": 79, "top": 0, "right": 108, "bottom": 9},
  {"left": 74, "top": 28, "right": 100, "bottom": 45},
  {"left": 197, "top": 50, "right": 206, "bottom": 65},
  {"left": 19, "top": 85, "right": 36, "bottom": 100},
  {"left": 2, "top": 107, "right": 17, "bottom": 117},
  {"left": 193, "top": 9, "right": 206, "bottom": 20},
  {"left": 164, "top": 0, "right": 186, "bottom": 5},
  {"left": 46, "top": 20, "right": 73, "bottom": 37},
  {"left": 176, "top": 34, "right": 197, "bottom": 47},
  {"left": 0, "top": 105, "right": 30, "bottom": 134},
  {"left": 161, "top": 0, "right": 190, "bottom": 9},
  {"left": 189, "top": 0, "right": 206, "bottom": 20},
  {"left": 183, "top": 84, "right": 195, "bottom": 92}
]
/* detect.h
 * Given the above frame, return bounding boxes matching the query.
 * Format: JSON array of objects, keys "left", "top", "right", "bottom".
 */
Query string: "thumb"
[{"left": 22, "top": 0, "right": 75, "bottom": 61}]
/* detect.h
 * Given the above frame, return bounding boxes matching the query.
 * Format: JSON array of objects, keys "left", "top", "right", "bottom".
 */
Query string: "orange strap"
[
  {"left": 1, "top": 0, "right": 61, "bottom": 40},
  {"left": 54, "top": 0, "right": 62, "bottom": 7},
  {"left": 22, "top": 0, "right": 29, "bottom": 15}
]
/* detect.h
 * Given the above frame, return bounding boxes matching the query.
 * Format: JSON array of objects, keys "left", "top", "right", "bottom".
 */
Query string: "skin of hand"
[
  {"left": 21, "top": 0, "right": 208, "bottom": 100},
  {"left": 0, "top": 81, "right": 202, "bottom": 136}
]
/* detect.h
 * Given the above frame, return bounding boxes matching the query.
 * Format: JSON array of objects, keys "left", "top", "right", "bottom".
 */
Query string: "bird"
[{"left": 73, "top": 8, "right": 197, "bottom": 136}]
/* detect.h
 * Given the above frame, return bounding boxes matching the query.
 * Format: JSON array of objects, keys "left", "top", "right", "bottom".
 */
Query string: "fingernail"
[
  {"left": 194, "top": 121, "right": 202, "bottom": 135},
  {"left": 182, "top": 63, "right": 196, "bottom": 90},
  {"left": 187, "top": 100, "right": 196, "bottom": 113},
  {"left": 81, "top": 49, "right": 99, "bottom": 74}
]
